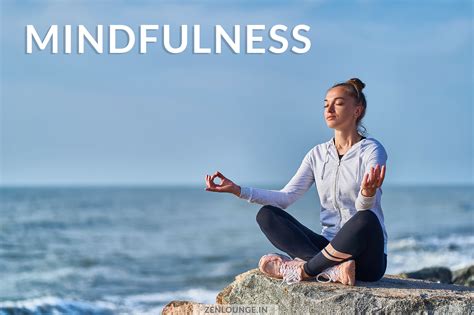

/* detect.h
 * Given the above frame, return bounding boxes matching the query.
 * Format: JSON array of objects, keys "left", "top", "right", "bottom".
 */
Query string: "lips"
[{"left": 327, "top": 116, "right": 336, "bottom": 120}]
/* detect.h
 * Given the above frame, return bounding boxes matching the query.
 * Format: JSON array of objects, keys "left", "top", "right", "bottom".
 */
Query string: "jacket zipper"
[{"left": 334, "top": 158, "right": 342, "bottom": 227}]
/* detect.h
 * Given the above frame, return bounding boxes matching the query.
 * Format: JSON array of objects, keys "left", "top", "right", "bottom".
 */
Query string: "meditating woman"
[{"left": 204, "top": 78, "right": 387, "bottom": 286}]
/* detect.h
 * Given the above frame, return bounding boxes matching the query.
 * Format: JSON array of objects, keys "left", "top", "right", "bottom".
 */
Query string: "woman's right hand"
[
  {"left": 360, "top": 164, "right": 386, "bottom": 197},
  {"left": 205, "top": 171, "right": 241, "bottom": 196}
]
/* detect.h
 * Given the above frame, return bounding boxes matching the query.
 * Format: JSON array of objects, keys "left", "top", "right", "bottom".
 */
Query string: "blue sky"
[{"left": 1, "top": 0, "right": 472, "bottom": 186}]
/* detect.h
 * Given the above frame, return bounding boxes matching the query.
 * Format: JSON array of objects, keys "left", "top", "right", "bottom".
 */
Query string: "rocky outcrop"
[
  {"left": 453, "top": 265, "right": 474, "bottom": 287},
  {"left": 396, "top": 264, "right": 474, "bottom": 287},
  {"left": 163, "top": 268, "right": 473, "bottom": 314},
  {"left": 397, "top": 266, "right": 453, "bottom": 284},
  {"left": 162, "top": 300, "right": 201, "bottom": 315}
]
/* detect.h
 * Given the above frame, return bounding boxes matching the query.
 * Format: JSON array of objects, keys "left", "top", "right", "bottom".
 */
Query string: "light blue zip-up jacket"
[{"left": 239, "top": 136, "right": 388, "bottom": 254}]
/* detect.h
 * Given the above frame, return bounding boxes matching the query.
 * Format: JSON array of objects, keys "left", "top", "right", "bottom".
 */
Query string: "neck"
[{"left": 333, "top": 129, "right": 362, "bottom": 150}]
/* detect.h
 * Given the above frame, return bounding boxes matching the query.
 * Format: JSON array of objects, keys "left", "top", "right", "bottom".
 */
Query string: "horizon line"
[{"left": 0, "top": 182, "right": 473, "bottom": 189}]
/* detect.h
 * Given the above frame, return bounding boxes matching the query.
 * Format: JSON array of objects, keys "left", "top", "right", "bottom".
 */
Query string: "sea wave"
[
  {"left": 389, "top": 233, "right": 474, "bottom": 251},
  {"left": 387, "top": 232, "right": 474, "bottom": 274},
  {"left": 0, "top": 296, "right": 114, "bottom": 315},
  {"left": 0, "top": 287, "right": 218, "bottom": 315}
]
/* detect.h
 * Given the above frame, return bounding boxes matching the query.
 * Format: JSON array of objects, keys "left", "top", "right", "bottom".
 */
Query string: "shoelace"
[
  {"left": 278, "top": 262, "right": 302, "bottom": 285},
  {"left": 316, "top": 265, "right": 339, "bottom": 283}
]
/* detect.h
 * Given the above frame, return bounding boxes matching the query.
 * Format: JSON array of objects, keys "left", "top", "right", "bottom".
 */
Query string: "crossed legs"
[
  {"left": 256, "top": 205, "right": 330, "bottom": 261},
  {"left": 256, "top": 205, "right": 387, "bottom": 282}
]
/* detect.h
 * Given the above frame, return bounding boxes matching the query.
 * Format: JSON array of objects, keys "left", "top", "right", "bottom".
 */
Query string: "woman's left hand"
[{"left": 360, "top": 164, "right": 386, "bottom": 197}]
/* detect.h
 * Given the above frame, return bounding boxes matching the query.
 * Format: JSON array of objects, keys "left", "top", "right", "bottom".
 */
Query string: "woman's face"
[{"left": 324, "top": 86, "right": 362, "bottom": 131}]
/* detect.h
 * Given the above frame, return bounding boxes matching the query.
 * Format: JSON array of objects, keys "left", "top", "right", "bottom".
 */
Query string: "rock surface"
[
  {"left": 163, "top": 268, "right": 474, "bottom": 314},
  {"left": 219, "top": 269, "right": 473, "bottom": 314},
  {"left": 163, "top": 268, "right": 473, "bottom": 314},
  {"left": 163, "top": 265, "right": 474, "bottom": 315}
]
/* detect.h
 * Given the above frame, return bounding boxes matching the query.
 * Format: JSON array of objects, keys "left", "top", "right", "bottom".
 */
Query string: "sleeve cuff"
[
  {"left": 356, "top": 190, "right": 376, "bottom": 210},
  {"left": 239, "top": 186, "right": 252, "bottom": 201}
]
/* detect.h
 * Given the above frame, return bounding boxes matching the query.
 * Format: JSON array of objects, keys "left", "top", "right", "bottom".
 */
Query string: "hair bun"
[{"left": 347, "top": 78, "right": 365, "bottom": 92}]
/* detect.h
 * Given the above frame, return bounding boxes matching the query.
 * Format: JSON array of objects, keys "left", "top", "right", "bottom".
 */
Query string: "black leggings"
[{"left": 256, "top": 205, "right": 387, "bottom": 282}]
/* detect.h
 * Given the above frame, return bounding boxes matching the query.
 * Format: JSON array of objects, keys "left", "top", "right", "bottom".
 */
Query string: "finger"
[
  {"left": 377, "top": 165, "right": 386, "bottom": 187},
  {"left": 210, "top": 174, "right": 223, "bottom": 186},
  {"left": 210, "top": 174, "right": 218, "bottom": 182},
  {"left": 210, "top": 175, "right": 216, "bottom": 187},
  {"left": 362, "top": 173, "right": 369, "bottom": 188},
  {"left": 371, "top": 167, "right": 377, "bottom": 188},
  {"left": 374, "top": 164, "right": 381, "bottom": 183},
  {"left": 369, "top": 167, "right": 374, "bottom": 184},
  {"left": 215, "top": 171, "right": 226, "bottom": 180},
  {"left": 366, "top": 172, "right": 371, "bottom": 186},
  {"left": 374, "top": 165, "right": 382, "bottom": 187},
  {"left": 206, "top": 175, "right": 213, "bottom": 188}
]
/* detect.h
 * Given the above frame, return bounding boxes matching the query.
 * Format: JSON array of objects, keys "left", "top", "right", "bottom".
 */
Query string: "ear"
[{"left": 355, "top": 104, "right": 363, "bottom": 118}]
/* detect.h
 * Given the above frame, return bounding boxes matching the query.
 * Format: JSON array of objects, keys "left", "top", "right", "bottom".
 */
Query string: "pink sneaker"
[
  {"left": 315, "top": 260, "right": 356, "bottom": 286},
  {"left": 258, "top": 253, "right": 292, "bottom": 277},
  {"left": 279, "top": 259, "right": 307, "bottom": 285},
  {"left": 258, "top": 254, "right": 308, "bottom": 285}
]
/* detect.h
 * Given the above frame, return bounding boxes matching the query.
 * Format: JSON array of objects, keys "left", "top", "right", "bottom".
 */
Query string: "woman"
[{"left": 205, "top": 78, "right": 387, "bottom": 286}]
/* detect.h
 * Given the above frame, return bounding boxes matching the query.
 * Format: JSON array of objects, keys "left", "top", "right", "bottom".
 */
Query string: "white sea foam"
[
  {"left": 389, "top": 233, "right": 474, "bottom": 251},
  {"left": 387, "top": 232, "right": 474, "bottom": 274},
  {"left": 0, "top": 288, "right": 218, "bottom": 314},
  {"left": 3, "top": 267, "right": 77, "bottom": 283},
  {"left": 0, "top": 296, "right": 115, "bottom": 313}
]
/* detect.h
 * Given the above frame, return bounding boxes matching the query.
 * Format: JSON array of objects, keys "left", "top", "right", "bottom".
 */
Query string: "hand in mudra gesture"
[
  {"left": 361, "top": 164, "right": 386, "bottom": 197},
  {"left": 205, "top": 171, "right": 241, "bottom": 196}
]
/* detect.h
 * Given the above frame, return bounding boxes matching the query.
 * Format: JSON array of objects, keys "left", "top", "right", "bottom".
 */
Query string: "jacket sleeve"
[
  {"left": 238, "top": 150, "right": 315, "bottom": 209},
  {"left": 355, "top": 144, "right": 388, "bottom": 211}
]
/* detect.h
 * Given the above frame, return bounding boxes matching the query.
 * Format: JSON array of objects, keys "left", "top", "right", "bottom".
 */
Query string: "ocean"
[{"left": 0, "top": 185, "right": 472, "bottom": 314}]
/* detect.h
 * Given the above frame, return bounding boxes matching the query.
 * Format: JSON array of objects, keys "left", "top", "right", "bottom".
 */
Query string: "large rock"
[
  {"left": 396, "top": 264, "right": 474, "bottom": 287},
  {"left": 453, "top": 265, "right": 474, "bottom": 287},
  {"left": 162, "top": 300, "right": 197, "bottom": 314},
  {"left": 397, "top": 266, "right": 453, "bottom": 284},
  {"left": 163, "top": 268, "right": 473, "bottom": 314},
  {"left": 215, "top": 269, "right": 473, "bottom": 314}
]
